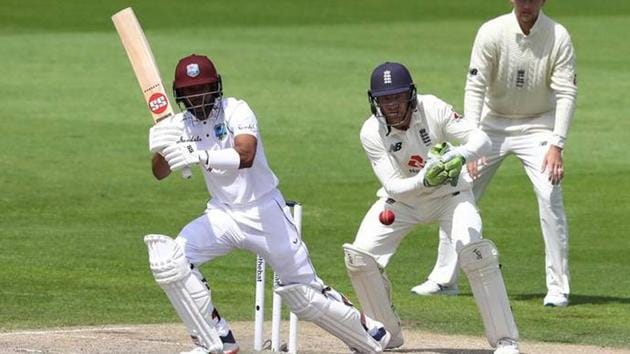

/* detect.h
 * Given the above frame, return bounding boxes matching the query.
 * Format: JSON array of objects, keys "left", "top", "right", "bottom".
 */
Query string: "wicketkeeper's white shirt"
[
  {"left": 464, "top": 10, "right": 577, "bottom": 148},
  {"left": 178, "top": 97, "right": 279, "bottom": 206},
  {"left": 360, "top": 94, "right": 489, "bottom": 206}
]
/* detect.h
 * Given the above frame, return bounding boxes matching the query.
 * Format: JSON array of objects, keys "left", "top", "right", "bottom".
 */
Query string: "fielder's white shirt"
[
  {"left": 360, "top": 94, "right": 489, "bottom": 205},
  {"left": 178, "top": 97, "right": 279, "bottom": 206},
  {"left": 465, "top": 10, "right": 577, "bottom": 148}
]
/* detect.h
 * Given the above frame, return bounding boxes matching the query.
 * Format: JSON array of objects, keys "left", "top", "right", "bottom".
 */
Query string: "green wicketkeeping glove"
[
  {"left": 443, "top": 155, "right": 465, "bottom": 186},
  {"left": 428, "top": 142, "right": 450, "bottom": 159},
  {"left": 423, "top": 161, "right": 448, "bottom": 187}
]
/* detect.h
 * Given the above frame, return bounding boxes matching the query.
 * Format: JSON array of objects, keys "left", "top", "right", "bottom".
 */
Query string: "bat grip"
[{"left": 182, "top": 166, "right": 192, "bottom": 179}]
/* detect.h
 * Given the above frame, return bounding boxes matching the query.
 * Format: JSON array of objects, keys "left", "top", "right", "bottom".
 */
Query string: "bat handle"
[{"left": 182, "top": 166, "right": 192, "bottom": 179}]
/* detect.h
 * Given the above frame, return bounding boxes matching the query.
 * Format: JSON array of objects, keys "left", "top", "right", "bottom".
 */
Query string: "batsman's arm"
[{"left": 152, "top": 153, "right": 171, "bottom": 180}]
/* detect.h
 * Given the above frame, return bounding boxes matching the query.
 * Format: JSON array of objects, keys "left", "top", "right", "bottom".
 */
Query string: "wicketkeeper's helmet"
[{"left": 367, "top": 62, "right": 417, "bottom": 117}]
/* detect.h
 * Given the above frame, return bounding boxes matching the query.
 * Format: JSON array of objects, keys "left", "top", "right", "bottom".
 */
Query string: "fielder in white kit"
[
  {"left": 412, "top": 0, "right": 577, "bottom": 308},
  {"left": 146, "top": 54, "right": 390, "bottom": 354},
  {"left": 343, "top": 62, "right": 520, "bottom": 354}
]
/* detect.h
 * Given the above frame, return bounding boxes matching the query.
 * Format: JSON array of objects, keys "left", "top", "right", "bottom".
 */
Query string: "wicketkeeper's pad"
[{"left": 459, "top": 239, "right": 519, "bottom": 347}]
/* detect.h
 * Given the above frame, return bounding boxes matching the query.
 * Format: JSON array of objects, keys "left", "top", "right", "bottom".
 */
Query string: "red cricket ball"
[{"left": 379, "top": 209, "right": 395, "bottom": 225}]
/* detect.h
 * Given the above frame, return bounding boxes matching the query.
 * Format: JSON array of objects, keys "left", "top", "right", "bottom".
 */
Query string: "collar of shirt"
[
  {"left": 509, "top": 9, "right": 547, "bottom": 38},
  {"left": 389, "top": 106, "right": 424, "bottom": 137}
]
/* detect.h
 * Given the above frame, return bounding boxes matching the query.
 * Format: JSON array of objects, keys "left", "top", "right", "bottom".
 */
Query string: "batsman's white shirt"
[
  {"left": 179, "top": 97, "right": 279, "bottom": 205},
  {"left": 175, "top": 97, "right": 319, "bottom": 286},
  {"left": 354, "top": 94, "right": 490, "bottom": 267},
  {"left": 465, "top": 10, "right": 577, "bottom": 148}
]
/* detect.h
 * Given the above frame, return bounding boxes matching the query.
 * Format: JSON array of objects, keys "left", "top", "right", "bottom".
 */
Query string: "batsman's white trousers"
[
  {"left": 353, "top": 190, "right": 482, "bottom": 269},
  {"left": 177, "top": 189, "right": 319, "bottom": 287},
  {"left": 428, "top": 114, "right": 570, "bottom": 296}
]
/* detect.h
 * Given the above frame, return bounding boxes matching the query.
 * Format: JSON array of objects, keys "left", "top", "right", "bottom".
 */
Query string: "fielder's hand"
[
  {"left": 467, "top": 156, "right": 487, "bottom": 180},
  {"left": 542, "top": 145, "right": 564, "bottom": 185},
  {"left": 162, "top": 143, "right": 204, "bottom": 171},
  {"left": 149, "top": 118, "right": 183, "bottom": 153}
]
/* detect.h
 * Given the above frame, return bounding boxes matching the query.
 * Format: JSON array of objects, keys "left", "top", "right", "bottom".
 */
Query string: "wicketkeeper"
[{"left": 344, "top": 62, "right": 520, "bottom": 354}]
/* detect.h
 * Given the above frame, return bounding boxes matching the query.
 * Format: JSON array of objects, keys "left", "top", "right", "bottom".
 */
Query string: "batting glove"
[
  {"left": 149, "top": 119, "right": 184, "bottom": 153},
  {"left": 162, "top": 143, "right": 204, "bottom": 171}
]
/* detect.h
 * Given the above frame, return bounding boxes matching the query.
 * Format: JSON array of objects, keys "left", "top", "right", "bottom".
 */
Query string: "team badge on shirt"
[{"left": 214, "top": 123, "right": 227, "bottom": 140}]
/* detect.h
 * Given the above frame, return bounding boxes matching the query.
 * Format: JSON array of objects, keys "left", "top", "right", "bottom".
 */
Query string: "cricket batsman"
[
  {"left": 146, "top": 54, "right": 390, "bottom": 353},
  {"left": 413, "top": 0, "right": 577, "bottom": 308},
  {"left": 343, "top": 62, "right": 520, "bottom": 354}
]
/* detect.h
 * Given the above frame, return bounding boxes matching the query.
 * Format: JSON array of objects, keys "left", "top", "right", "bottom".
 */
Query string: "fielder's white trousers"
[
  {"left": 428, "top": 116, "right": 570, "bottom": 296},
  {"left": 177, "top": 189, "right": 320, "bottom": 287}
]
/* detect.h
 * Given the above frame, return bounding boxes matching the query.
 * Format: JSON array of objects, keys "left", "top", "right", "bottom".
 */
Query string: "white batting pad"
[
  {"left": 343, "top": 243, "right": 403, "bottom": 348},
  {"left": 144, "top": 235, "right": 222, "bottom": 352},
  {"left": 458, "top": 239, "right": 519, "bottom": 347},
  {"left": 275, "top": 283, "right": 383, "bottom": 353}
]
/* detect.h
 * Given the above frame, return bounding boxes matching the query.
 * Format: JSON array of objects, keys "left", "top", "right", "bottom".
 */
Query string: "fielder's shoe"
[
  {"left": 544, "top": 293, "right": 569, "bottom": 307},
  {"left": 494, "top": 338, "right": 519, "bottom": 354},
  {"left": 180, "top": 331, "right": 239, "bottom": 354},
  {"left": 410, "top": 280, "right": 459, "bottom": 296}
]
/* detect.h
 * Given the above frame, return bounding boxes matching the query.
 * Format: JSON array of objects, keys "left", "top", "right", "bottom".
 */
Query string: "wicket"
[{"left": 253, "top": 201, "right": 301, "bottom": 353}]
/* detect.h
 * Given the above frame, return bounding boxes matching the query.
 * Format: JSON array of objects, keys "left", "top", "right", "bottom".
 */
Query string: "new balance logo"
[{"left": 384, "top": 70, "right": 392, "bottom": 84}]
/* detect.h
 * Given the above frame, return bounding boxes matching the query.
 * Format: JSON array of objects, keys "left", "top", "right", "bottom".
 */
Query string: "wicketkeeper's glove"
[
  {"left": 423, "top": 160, "right": 448, "bottom": 187},
  {"left": 426, "top": 142, "right": 467, "bottom": 187},
  {"left": 443, "top": 155, "right": 465, "bottom": 186}
]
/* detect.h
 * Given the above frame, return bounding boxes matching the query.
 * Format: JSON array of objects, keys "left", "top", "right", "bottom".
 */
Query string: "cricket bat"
[{"left": 112, "top": 7, "right": 191, "bottom": 179}]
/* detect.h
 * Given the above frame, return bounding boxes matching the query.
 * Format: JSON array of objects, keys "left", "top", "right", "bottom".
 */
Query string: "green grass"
[{"left": 1, "top": 0, "right": 629, "bottom": 349}]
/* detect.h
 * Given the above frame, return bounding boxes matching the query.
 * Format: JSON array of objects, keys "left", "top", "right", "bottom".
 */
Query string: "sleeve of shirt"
[
  {"left": 227, "top": 100, "right": 259, "bottom": 137},
  {"left": 464, "top": 23, "right": 495, "bottom": 125},
  {"left": 360, "top": 125, "right": 426, "bottom": 197},
  {"left": 550, "top": 29, "right": 578, "bottom": 149},
  {"left": 440, "top": 103, "right": 491, "bottom": 161}
]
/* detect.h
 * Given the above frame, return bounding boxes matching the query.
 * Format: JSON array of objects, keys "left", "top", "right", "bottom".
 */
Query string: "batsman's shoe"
[
  {"left": 494, "top": 338, "right": 519, "bottom": 354},
  {"left": 180, "top": 331, "right": 239, "bottom": 354},
  {"left": 410, "top": 280, "right": 459, "bottom": 296},
  {"left": 351, "top": 325, "right": 391, "bottom": 353},
  {"left": 372, "top": 326, "right": 391, "bottom": 351},
  {"left": 544, "top": 293, "right": 569, "bottom": 307},
  {"left": 220, "top": 330, "right": 239, "bottom": 354}
]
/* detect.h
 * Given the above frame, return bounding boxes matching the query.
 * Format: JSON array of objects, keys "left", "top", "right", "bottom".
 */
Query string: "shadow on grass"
[
  {"left": 511, "top": 293, "right": 630, "bottom": 305},
  {"left": 389, "top": 349, "right": 492, "bottom": 354}
]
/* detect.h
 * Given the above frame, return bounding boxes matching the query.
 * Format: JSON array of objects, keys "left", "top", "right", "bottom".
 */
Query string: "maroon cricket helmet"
[{"left": 173, "top": 54, "right": 220, "bottom": 89}]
